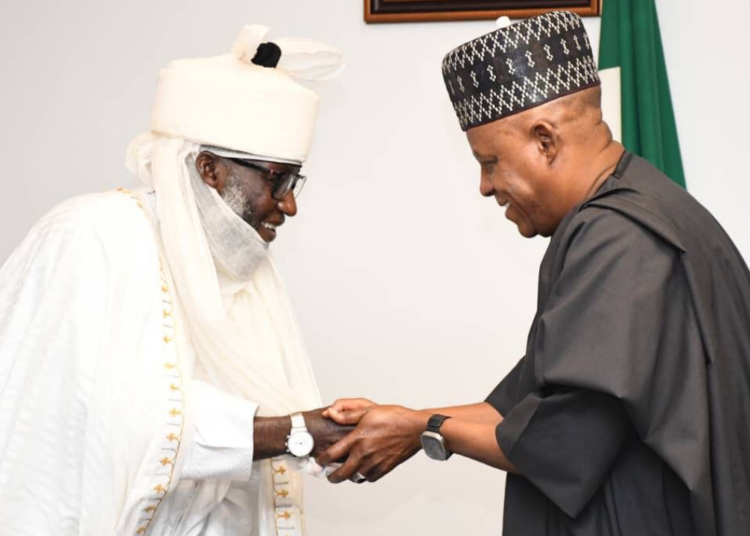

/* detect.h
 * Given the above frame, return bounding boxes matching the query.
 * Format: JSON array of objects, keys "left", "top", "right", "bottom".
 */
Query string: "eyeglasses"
[{"left": 227, "top": 158, "right": 307, "bottom": 200}]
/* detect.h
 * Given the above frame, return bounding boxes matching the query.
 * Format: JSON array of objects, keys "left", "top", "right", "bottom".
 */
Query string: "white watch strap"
[{"left": 290, "top": 412, "right": 306, "bottom": 431}]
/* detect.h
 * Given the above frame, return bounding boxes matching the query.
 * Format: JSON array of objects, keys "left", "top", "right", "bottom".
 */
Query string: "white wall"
[
  {"left": 0, "top": 1, "right": 747, "bottom": 534},
  {"left": 656, "top": 0, "right": 750, "bottom": 258}
]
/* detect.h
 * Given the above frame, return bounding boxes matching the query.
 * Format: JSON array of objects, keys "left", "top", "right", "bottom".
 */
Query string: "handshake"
[
  {"left": 310, "top": 399, "right": 430, "bottom": 484},
  {"left": 261, "top": 398, "right": 509, "bottom": 480},
  {"left": 296, "top": 398, "right": 468, "bottom": 484}
]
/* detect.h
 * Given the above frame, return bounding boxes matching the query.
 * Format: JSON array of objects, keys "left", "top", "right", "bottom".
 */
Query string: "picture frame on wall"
[{"left": 364, "top": 0, "right": 601, "bottom": 23}]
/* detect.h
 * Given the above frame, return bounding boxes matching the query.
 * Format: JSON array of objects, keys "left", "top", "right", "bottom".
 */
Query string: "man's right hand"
[{"left": 316, "top": 404, "right": 426, "bottom": 483}]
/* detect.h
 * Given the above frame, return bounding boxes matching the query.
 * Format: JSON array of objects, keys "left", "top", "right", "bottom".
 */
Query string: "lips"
[{"left": 259, "top": 220, "right": 283, "bottom": 242}]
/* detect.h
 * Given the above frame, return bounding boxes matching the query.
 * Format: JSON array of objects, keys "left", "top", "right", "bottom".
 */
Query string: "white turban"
[{"left": 148, "top": 24, "right": 344, "bottom": 163}]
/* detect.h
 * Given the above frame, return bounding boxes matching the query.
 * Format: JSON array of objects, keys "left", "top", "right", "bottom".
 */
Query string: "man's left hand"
[{"left": 316, "top": 405, "right": 428, "bottom": 483}]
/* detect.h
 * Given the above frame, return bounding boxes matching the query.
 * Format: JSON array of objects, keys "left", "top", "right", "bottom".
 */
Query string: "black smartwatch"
[{"left": 420, "top": 414, "right": 453, "bottom": 461}]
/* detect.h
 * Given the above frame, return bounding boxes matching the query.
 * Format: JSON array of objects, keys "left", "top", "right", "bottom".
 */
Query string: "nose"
[
  {"left": 479, "top": 172, "right": 494, "bottom": 197},
  {"left": 278, "top": 190, "right": 298, "bottom": 217}
]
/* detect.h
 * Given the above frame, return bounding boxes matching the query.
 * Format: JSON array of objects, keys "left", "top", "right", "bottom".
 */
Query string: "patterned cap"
[{"left": 442, "top": 11, "right": 600, "bottom": 131}]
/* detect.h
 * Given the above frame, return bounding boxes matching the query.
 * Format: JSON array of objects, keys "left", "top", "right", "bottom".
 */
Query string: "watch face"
[
  {"left": 288, "top": 431, "right": 314, "bottom": 457},
  {"left": 421, "top": 432, "right": 449, "bottom": 461}
]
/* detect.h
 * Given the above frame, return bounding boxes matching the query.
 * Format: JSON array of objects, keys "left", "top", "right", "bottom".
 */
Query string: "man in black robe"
[{"left": 316, "top": 11, "right": 750, "bottom": 536}]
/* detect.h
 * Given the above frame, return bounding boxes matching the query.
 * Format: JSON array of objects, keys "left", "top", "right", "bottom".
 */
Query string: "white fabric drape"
[
  {"left": 0, "top": 133, "right": 325, "bottom": 535},
  {"left": 0, "top": 192, "right": 175, "bottom": 535},
  {"left": 231, "top": 24, "right": 345, "bottom": 82},
  {"left": 126, "top": 133, "right": 324, "bottom": 532},
  {"left": 126, "top": 133, "right": 322, "bottom": 415}
]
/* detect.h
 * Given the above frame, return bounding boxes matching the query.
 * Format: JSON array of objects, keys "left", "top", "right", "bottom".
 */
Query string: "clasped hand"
[{"left": 315, "top": 398, "right": 429, "bottom": 484}]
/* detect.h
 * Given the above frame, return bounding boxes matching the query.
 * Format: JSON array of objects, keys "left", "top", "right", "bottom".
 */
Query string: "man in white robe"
[{"left": 0, "top": 24, "right": 347, "bottom": 536}]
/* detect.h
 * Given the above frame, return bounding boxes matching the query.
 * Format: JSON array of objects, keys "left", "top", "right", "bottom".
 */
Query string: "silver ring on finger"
[{"left": 350, "top": 471, "right": 367, "bottom": 484}]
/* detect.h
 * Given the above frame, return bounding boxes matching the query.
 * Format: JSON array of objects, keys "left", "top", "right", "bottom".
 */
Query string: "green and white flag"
[{"left": 598, "top": 0, "right": 686, "bottom": 188}]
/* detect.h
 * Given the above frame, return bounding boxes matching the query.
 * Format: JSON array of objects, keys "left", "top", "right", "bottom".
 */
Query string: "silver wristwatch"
[
  {"left": 286, "top": 412, "right": 315, "bottom": 457},
  {"left": 420, "top": 414, "right": 453, "bottom": 461}
]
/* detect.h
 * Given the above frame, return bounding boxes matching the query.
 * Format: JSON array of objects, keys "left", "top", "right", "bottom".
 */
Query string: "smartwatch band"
[{"left": 426, "top": 414, "right": 452, "bottom": 433}]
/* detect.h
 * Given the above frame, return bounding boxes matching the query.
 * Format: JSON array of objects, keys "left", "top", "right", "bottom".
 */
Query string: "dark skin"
[
  {"left": 469, "top": 86, "right": 624, "bottom": 238},
  {"left": 195, "top": 151, "right": 299, "bottom": 243},
  {"left": 195, "top": 152, "right": 353, "bottom": 460},
  {"left": 317, "top": 87, "right": 627, "bottom": 482},
  {"left": 318, "top": 399, "right": 515, "bottom": 482},
  {"left": 254, "top": 408, "right": 352, "bottom": 460}
]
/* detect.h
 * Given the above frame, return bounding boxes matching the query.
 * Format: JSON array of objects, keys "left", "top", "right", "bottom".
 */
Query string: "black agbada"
[{"left": 486, "top": 153, "right": 750, "bottom": 536}]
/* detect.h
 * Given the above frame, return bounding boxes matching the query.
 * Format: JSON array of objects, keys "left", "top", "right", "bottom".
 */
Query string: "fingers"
[
  {"left": 322, "top": 398, "right": 375, "bottom": 418},
  {"left": 325, "top": 407, "right": 369, "bottom": 426},
  {"left": 326, "top": 450, "right": 366, "bottom": 484},
  {"left": 364, "top": 458, "right": 398, "bottom": 483},
  {"left": 316, "top": 431, "right": 358, "bottom": 467},
  {"left": 321, "top": 440, "right": 399, "bottom": 484},
  {"left": 360, "top": 448, "right": 416, "bottom": 483},
  {"left": 349, "top": 456, "right": 380, "bottom": 483},
  {"left": 337, "top": 453, "right": 396, "bottom": 484}
]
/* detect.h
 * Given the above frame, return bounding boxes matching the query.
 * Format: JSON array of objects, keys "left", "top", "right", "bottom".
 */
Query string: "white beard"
[
  {"left": 188, "top": 157, "right": 269, "bottom": 282},
  {"left": 219, "top": 170, "right": 254, "bottom": 223}
]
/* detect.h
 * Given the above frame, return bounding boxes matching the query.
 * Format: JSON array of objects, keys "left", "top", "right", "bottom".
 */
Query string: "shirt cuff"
[{"left": 180, "top": 380, "right": 260, "bottom": 482}]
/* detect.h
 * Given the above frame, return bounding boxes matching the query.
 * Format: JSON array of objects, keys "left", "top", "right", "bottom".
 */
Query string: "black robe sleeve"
[
  {"left": 485, "top": 356, "right": 525, "bottom": 416},
  {"left": 496, "top": 388, "right": 629, "bottom": 517},
  {"left": 494, "top": 207, "right": 690, "bottom": 519}
]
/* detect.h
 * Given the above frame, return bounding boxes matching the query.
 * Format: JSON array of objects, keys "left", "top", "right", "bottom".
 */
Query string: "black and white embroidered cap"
[{"left": 442, "top": 11, "right": 601, "bottom": 131}]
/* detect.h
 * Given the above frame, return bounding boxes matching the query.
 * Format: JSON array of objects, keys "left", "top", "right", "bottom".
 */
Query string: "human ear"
[
  {"left": 530, "top": 120, "right": 559, "bottom": 164},
  {"left": 195, "top": 151, "right": 222, "bottom": 190}
]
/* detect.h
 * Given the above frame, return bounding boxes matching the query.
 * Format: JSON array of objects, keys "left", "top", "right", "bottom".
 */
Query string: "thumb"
[
  {"left": 327, "top": 408, "right": 369, "bottom": 425},
  {"left": 330, "top": 398, "right": 376, "bottom": 413}
]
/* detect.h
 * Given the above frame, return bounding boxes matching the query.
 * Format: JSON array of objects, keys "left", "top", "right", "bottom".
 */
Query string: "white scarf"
[
  {"left": 125, "top": 133, "right": 322, "bottom": 534},
  {"left": 127, "top": 133, "right": 322, "bottom": 415},
  {"left": 187, "top": 153, "right": 269, "bottom": 283}
]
